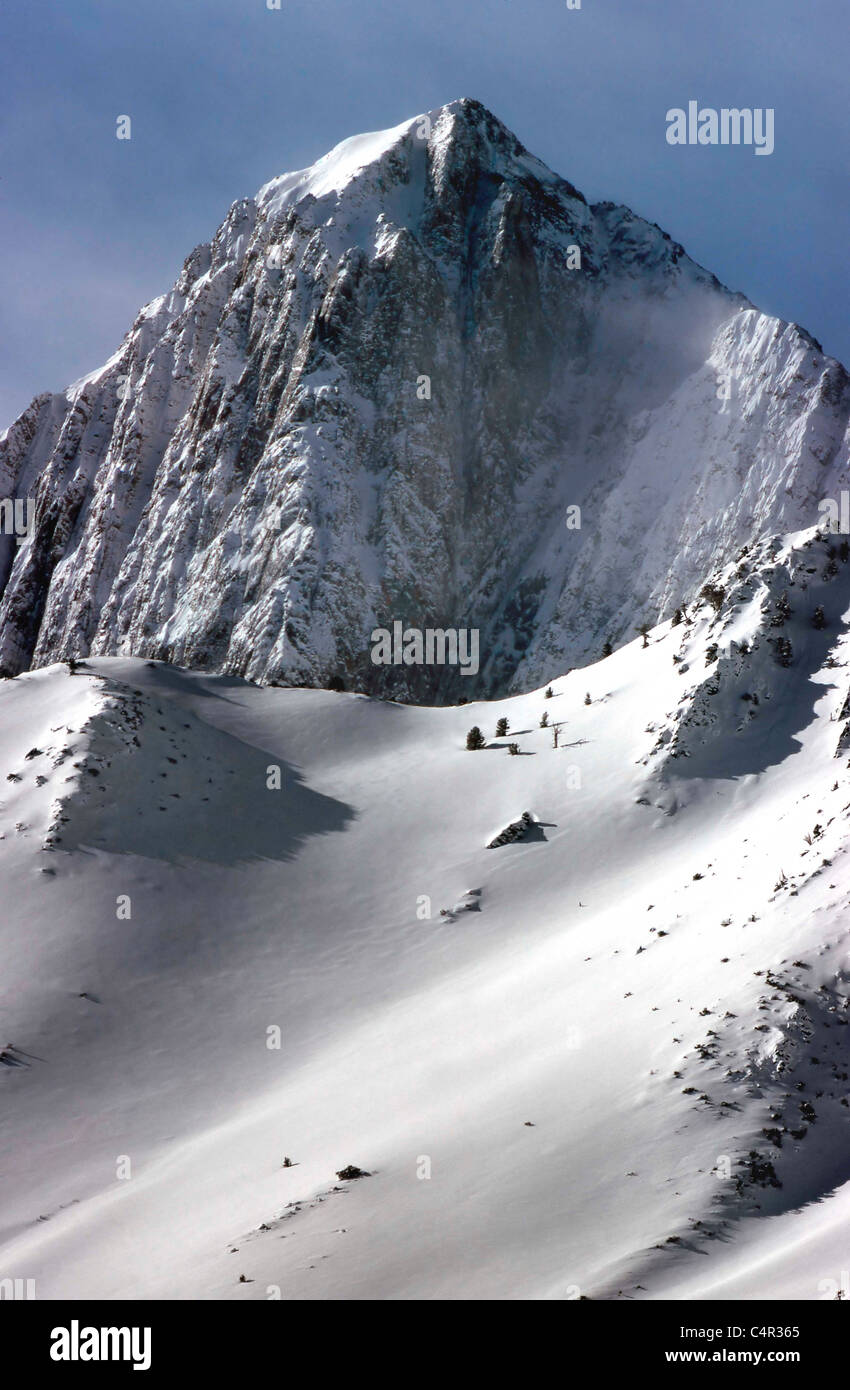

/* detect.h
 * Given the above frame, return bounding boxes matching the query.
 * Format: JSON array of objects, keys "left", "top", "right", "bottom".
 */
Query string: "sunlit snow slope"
[{"left": 2, "top": 524, "right": 850, "bottom": 1300}]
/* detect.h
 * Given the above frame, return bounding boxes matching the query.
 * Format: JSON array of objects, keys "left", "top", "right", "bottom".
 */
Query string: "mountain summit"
[{"left": 1, "top": 99, "right": 847, "bottom": 697}]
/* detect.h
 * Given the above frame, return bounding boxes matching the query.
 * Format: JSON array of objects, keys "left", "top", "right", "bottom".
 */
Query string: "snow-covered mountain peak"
[
  {"left": 255, "top": 99, "right": 575, "bottom": 222},
  {"left": 1, "top": 104, "right": 847, "bottom": 699}
]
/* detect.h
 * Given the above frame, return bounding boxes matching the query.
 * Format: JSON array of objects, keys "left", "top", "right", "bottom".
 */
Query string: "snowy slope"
[
  {"left": 1, "top": 99, "right": 848, "bottom": 699},
  {"left": 3, "top": 522, "right": 850, "bottom": 1300}
]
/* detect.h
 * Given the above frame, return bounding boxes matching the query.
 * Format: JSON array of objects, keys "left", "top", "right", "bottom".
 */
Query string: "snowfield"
[{"left": 3, "top": 526, "right": 850, "bottom": 1300}]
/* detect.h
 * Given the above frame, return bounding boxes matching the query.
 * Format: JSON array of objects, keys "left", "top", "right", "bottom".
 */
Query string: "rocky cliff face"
[{"left": 1, "top": 98, "right": 848, "bottom": 698}]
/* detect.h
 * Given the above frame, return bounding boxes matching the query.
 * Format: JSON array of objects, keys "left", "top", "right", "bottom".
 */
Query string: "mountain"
[
  {"left": 4, "top": 97, "right": 850, "bottom": 1306},
  {"left": 3, "top": 522, "right": 850, "bottom": 1298},
  {"left": 2, "top": 99, "right": 848, "bottom": 699}
]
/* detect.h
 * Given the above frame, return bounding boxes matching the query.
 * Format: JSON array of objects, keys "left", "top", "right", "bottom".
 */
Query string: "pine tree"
[
  {"left": 602, "top": 639, "right": 613, "bottom": 657},
  {"left": 544, "top": 686, "right": 554, "bottom": 699},
  {"left": 671, "top": 607, "right": 683, "bottom": 627},
  {"left": 771, "top": 591, "right": 792, "bottom": 626},
  {"left": 584, "top": 692, "right": 591, "bottom": 706},
  {"left": 700, "top": 583, "right": 726, "bottom": 613},
  {"left": 774, "top": 636, "right": 793, "bottom": 668},
  {"left": 507, "top": 742, "right": 520, "bottom": 756},
  {"left": 495, "top": 717, "right": 509, "bottom": 737},
  {"left": 466, "top": 726, "right": 486, "bottom": 750},
  {"left": 539, "top": 710, "right": 549, "bottom": 728},
  {"left": 636, "top": 622, "right": 651, "bottom": 649}
]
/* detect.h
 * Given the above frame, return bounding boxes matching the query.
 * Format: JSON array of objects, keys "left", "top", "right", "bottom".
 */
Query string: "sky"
[{"left": 0, "top": 0, "right": 846, "bottom": 429}]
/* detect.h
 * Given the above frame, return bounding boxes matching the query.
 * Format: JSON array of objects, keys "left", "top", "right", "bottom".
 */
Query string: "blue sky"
[{"left": 1, "top": 0, "right": 846, "bottom": 427}]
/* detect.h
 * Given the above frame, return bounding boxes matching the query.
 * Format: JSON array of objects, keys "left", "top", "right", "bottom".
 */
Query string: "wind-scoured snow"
[{"left": 257, "top": 117, "right": 424, "bottom": 213}]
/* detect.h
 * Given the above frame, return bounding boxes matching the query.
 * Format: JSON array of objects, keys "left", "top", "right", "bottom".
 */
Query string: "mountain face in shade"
[{"left": 1, "top": 99, "right": 848, "bottom": 698}]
